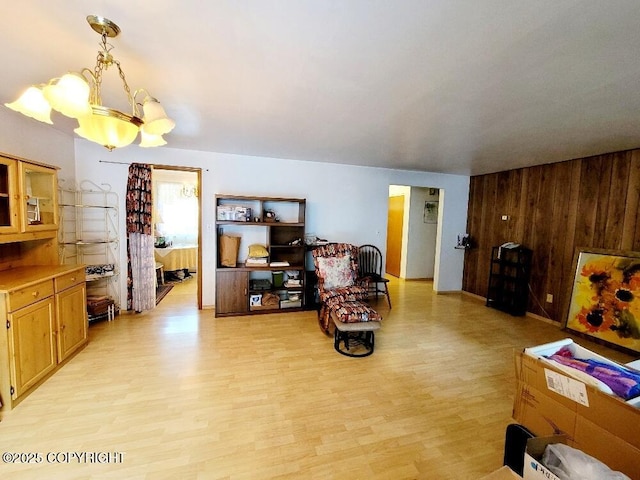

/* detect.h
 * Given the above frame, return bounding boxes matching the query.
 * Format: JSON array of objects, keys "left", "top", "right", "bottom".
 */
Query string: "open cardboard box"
[
  {"left": 522, "top": 435, "right": 567, "bottom": 480},
  {"left": 480, "top": 435, "right": 567, "bottom": 480},
  {"left": 514, "top": 339, "right": 640, "bottom": 479},
  {"left": 480, "top": 466, "right": 521, "bottom": 479},
  {"left": 523, "top": 338, "right": 640, "bottom": 407}
]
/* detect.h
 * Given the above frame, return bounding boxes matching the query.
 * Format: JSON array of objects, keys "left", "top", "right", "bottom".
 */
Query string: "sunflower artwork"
[{"left": 565, "top": 249, "right": 640, "bottom": 355}]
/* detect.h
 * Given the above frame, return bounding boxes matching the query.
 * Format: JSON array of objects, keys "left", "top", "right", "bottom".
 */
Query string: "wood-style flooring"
[{"left": 0, "top": 276, "right": 634, "bottom": 479}]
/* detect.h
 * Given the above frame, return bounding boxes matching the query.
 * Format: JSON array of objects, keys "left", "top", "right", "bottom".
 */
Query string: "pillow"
[
  {"left": 317, "top": 255, "right": 355, "bottom": 290},
  {"left": 248, "top": 244, "right": 269, "bottom": 258}
]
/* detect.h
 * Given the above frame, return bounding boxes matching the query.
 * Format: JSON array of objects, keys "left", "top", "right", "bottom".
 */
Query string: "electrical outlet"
[{"left": 546, "top": 294, "right": 553, "bottom": 303}]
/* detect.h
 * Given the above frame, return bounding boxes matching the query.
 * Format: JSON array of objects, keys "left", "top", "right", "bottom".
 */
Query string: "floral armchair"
[{"left": 312, "top": 243, "right": 369, "bottom": 334}]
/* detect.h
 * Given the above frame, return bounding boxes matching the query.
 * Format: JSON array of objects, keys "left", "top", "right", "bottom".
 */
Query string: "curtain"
[{"left": 126, "top": 163, "right": 155, "bottom": 312}]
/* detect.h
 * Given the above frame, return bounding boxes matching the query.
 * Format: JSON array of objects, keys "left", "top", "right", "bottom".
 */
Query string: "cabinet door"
[
  {"left": 55, "top": 282, "right": 88, "bottom": 362},
  {"left": 8, "top": 297, "right": 56, "bottom": 398},
  {"left": 19, "top": 162, "right": 58, "bottom": 232},
  {"left": 0, "top": 156, "right": 19, "bottom": 233},
  {"left": 216, "top": 270, "right": 249, "bottom": 315}
]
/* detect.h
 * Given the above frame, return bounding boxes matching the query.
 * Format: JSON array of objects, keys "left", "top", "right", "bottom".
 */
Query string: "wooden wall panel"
[
  {"left": 623, "top": 151, "right": 640, "bottom": 250},
  {"left": 604, "top": 153, "right": 629, "bottom": 250},
  {"left": 464, "top": 148, "right": 640, "bottom": 323}
]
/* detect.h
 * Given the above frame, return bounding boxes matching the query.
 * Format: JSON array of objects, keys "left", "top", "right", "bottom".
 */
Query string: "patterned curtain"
[{"left": 126, "top": 163, "right": 155, "bottom": 312}]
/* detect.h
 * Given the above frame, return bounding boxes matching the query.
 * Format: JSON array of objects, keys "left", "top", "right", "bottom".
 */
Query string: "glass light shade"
[
  {"left": 141, "top": 98, "right": 175, "bottom": 135},
  {"left": 139, "top": 131, "right": 167, "bottom": 148},
  {"left": 4, "top": 87, "right": 53, "bottom": 124},
  {"left": 43, "top": 73, "right": 91, "bottom": 119},
  {"left": 75, "top": 106, "right": 142, "bottom": 150}
]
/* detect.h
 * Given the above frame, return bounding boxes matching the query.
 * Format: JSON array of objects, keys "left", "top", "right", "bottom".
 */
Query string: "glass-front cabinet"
[
  {"left": 0, "top": 156, "right": 19, "bottom": 233},
  {"left": 19, "top": 161, "right": 58, "bottom": 232},
  {"left": 0, "top": 154, "right": 58, "bottom": 242}
]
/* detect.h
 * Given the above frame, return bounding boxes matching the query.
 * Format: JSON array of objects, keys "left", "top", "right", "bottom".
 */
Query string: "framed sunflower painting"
[{"left": 565, "top": 248, "right": 640, "bottom": 355}]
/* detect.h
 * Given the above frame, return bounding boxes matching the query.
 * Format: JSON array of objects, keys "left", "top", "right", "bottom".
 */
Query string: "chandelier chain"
[
  {"left": 93, "top": 51, "right": 104, "bottom": 105},
  {"left": 115, "top": 61, "right": 135, "bottom": 115}
]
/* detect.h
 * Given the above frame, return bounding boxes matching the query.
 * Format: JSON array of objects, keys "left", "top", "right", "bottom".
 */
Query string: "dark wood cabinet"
[
  {"left": 486, "top": 245, "right": 532, "bottom": 316},
  {"left": 215, "top": 270, "right": 249, "bottom": 315},
  {"left": 215, "top": 196, "right": 305, "bottom": 317}
]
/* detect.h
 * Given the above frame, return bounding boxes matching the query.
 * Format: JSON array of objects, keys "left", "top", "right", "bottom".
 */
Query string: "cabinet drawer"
[
  {"left": 54, "top": 270, "right": 85, "bottom": 292},
  {"left": 7, "top": 280, "right": 54, "bottom": 312}
]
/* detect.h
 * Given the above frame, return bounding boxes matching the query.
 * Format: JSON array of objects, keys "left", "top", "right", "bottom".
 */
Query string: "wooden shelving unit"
[
  {"left": 214, "top": 195, "right": 306, "bottom": 317},
  {"left": 486, "top": 245, "right": 532, "bottom": 316}
]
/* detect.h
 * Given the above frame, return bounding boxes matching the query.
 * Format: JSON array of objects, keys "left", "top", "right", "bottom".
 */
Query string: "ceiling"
[{"left": 3, "top": 1, "right": 640, "bottom": 176}]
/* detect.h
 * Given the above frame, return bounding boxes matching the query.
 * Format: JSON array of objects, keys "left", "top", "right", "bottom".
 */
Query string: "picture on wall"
[
  {"left": 423, "top": 201, "right": 438, "bottom": 223},
  {"left": 564, "top": 248, "right": 640, "bottom": 355}
]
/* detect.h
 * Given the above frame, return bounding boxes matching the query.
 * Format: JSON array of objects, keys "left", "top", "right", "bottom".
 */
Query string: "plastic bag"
[{"left": 542, "top": 443, "right": 630, "bottom": 480}]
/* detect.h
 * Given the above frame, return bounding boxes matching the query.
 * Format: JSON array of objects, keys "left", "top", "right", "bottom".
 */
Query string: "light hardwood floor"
[{"left": 0, "top": 276, "right": 634, "bottom": 480}]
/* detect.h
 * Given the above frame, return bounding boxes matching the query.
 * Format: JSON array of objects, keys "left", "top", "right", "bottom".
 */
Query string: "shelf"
[
  {"left": 215, "top": 195, "right": 306, "bottom": 316},
  {"left": 217, "top": 264, "right": 304, "bottom": 271},
  {"left": 60, "top": 203, "right": 116, "bottom": 210},
  {"left": 88, "top": 306, "right": 119, "bottom": 323},
  {"left": 59, "top": 182, "right": 120, "bottom": 316},
  {"left": 486, "top": 245, "right": 532, "bottom": 316},
  {"left": 86, "top": 273, "right": 118, "bottom": 282}
]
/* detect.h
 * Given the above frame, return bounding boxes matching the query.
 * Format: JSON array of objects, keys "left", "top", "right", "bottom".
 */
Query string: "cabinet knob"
[
  {"left": 32, "top": 291, "right": 39, "bottom": 297},
  {"left": 70, "top": 277, "right": 76, "bottom": 281}
]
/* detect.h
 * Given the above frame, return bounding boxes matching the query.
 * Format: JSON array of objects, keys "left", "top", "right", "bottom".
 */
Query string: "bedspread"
[{"left": 154, "top": 246, "right": 197, "bottom": 272}]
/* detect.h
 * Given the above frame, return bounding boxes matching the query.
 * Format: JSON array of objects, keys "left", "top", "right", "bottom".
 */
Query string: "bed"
[{"left": 154, "top": 245, "right": 198, "bottom": 272}]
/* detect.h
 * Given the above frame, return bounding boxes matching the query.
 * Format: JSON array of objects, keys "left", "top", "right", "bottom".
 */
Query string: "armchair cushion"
[
  {"left": 317, "top": 255, "right": 355, "bottom": 290},
  {"left": 320, "top": 285, "right": 369, "bottom": 305}
]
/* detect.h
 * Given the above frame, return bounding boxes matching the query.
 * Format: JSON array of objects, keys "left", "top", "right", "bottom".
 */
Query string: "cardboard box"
[
  {"left": 514, "top": 339, "right": 640, "bottom": 479},
  {"left": 249, "top": 304, "right": 273, "bottom": 311},
  {"left": 523, "top": 338, "right": 640, "bottom": 407},
  {"left": 249, "top": 294, "right": 262, "bottom": 306},
  {"left": 522, "top": 435, "right": 566, "bottom": 480},
  {"left": 280, "top": 299, "right": 302, "bottom": 309},
  {"left": 479, "top": 466, "right": 521, "bottom": 479}
]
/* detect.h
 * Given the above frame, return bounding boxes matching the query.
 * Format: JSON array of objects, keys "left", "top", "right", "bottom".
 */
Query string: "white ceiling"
[{"left": 3, "top": 1, "right": 640, "bottom": 175}]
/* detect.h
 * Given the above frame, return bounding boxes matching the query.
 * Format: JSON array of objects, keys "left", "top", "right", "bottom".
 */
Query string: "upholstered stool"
[{"left": 329, "top": 301, "right": 381, "bottom": 357}]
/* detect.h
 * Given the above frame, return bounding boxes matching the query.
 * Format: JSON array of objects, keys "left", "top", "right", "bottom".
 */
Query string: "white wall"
[
  {"left": 0, "top": 109, "right": 75, "bottom": 179},
  {"left": 74, "top": 139, "right": 470, "bottom": 307}
]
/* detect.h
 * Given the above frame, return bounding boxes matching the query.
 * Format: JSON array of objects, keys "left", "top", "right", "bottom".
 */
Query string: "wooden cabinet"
[
  {"left": 215, "top": 270, "right": 249, "bottom": 315},
  {"left": 0, "top": 153, "right": 59, "bottom": 244},
  {"left": 54, "top": 271, "right": 88, "bottom": 362},
  {"left": 0, "top": 265, "right": 88, "bottom": 410},
  {"left": 215, "top": 196, "right": 306, "bottom": 317},
  {"left": 8, "top": 296, "right": 56, "bottom": 398}
]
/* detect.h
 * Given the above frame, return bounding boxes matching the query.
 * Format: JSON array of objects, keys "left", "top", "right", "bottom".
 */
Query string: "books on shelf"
[
  {"left": 269, "top": 261, "right": 290, "bottom": 267},
  {"left": 284, "top": 279, "right": 301, "bottom": 287},
  {"left": 245, "top": 257, "right": 268, "bottom": 265}
]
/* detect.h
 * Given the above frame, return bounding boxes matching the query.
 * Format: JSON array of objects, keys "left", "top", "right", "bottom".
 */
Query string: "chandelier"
[{"left": 5, "top": 15, "right": 175, "bottom": 150}]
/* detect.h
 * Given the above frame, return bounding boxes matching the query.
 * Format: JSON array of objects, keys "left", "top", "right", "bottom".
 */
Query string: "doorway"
[
  {"left": 386, "top": 195, "right": 404, "bottom": 277},
  {"left": 386, "top": 185, "right": 439, "bottom": 281},
  {"left": 152, "top": 166, "right": 202, "bottom": 309}
]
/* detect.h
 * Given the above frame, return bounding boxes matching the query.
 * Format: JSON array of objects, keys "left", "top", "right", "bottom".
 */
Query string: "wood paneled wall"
[{"left": 463, "top": 149, "right": 640, "bottom": 322}]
